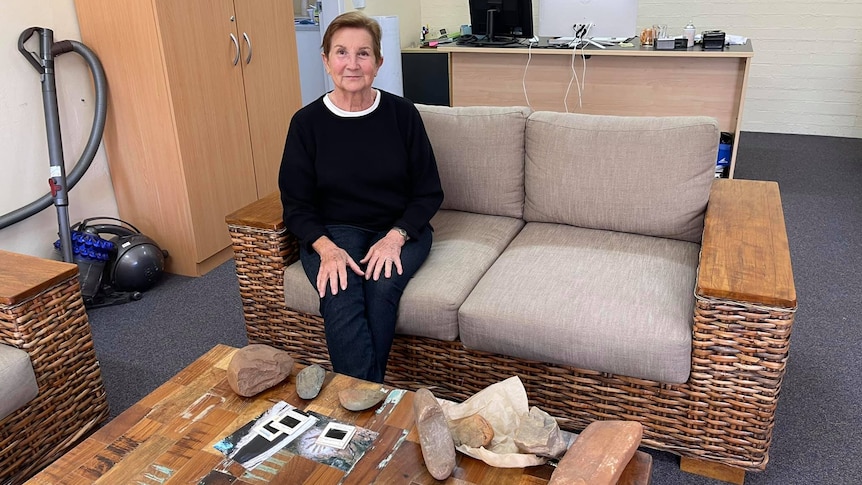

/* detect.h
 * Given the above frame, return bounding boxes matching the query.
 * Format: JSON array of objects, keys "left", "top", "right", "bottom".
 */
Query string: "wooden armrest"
[
  {"left": 0, "top": 250, "right": 78, "bottom": 306},
  {"left": 225, "top": 191, "right": 298, "bottom": 300},
  {"left": 697, "top": 179, "right": 796, "bottom": 309},
  {"left": 225, "top": 191, "right": 284, "bottom": 231}
]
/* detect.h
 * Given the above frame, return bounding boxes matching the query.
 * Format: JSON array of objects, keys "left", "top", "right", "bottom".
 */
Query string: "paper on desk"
[
  {"left": 694, "top": 34, "right": 748, "bottom": 45},
  {"left": 726, "top": 35, "right": 748, "bottom": 45},
  {"left": 437, "top": 376, "right": 548, "bottom": 468}
]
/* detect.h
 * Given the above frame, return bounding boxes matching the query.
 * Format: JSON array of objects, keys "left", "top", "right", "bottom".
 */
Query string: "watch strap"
[{"left": 393, "top": 226, "right": 409, "bottom": 241}]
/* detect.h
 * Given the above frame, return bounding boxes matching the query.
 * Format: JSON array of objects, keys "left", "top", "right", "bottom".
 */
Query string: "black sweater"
[{"left": 278, "top": 90, "right": 444, "bottom": 249}]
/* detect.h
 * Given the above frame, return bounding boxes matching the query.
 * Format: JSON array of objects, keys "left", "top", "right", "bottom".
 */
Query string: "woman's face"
[{"left": 323, "top": 27, "right": 383, "bottom": 95}]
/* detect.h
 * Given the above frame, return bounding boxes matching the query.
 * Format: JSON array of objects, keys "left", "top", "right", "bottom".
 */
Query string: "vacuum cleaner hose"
[{"left": 0, "top": 39, "right": 108, "bottom": 230}]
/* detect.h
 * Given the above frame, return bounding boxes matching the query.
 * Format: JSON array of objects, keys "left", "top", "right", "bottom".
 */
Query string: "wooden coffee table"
[{"left": 26, "top": 344, "right": 652, "bottom": 484}]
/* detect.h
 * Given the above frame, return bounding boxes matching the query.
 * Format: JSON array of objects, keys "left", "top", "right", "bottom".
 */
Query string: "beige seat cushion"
[
  {"left": 524, "top": 112, "right": 718, "bottom": 243},
  {"left": 283, "top": 210, "right": 524, "bottom": 341},
  {"left": 417, "top": 104, "right": 531, "bottom": 218},
  {"left": 458, "top": 222, "right": 699, "bottom": 383},
  {"left": 0, "top": 345, "right": 38, "bottom": 421}
]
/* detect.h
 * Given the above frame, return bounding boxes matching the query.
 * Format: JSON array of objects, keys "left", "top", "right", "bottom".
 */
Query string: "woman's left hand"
[{"left": 361, "top": 230, "right": 406, "bottom": 280}]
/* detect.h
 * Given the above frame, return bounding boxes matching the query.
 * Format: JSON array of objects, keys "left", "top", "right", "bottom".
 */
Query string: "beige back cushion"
[
  {"left": 416, "top": 105, "right": 531, "bottom": 219},
  {"left": 524, "top": 112, "right": 719, "bottom": 243}
]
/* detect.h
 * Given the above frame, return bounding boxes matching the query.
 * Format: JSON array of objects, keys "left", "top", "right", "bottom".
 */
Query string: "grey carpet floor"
[{"left": 86, "top": 131, "right": 862, "bottom": 484}]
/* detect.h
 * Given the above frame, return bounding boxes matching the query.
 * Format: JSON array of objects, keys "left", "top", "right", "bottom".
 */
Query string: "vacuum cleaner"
[
  {"left": 63, "top": 216, "right": 167, "bottom": 308},
  {"left": 1, "top": 27, "right": 167, "bottom": 308}
]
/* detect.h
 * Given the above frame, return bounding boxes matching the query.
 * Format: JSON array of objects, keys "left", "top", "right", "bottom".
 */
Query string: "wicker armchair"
[
  {"left": 0, "top": 251, "right": 109, "bottom": 484},
  {"left": 226, "top": 178, "right": 796, "bottom": 478}
]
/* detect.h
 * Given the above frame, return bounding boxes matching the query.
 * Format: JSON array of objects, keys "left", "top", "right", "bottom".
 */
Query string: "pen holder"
[{"left": 640, "top": 28, "right": 654, "bottom": 46}]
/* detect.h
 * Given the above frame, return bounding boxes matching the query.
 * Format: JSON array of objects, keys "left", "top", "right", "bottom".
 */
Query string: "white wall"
[
  {"left": 639, "top": 0, "right": 862, "bottom": 137},
  {"left": 1, "top": 0, "right": 118, "bottom": 259},
  {"left": 420, "top": 0, "right": 862, "bottom": 138},
  {"left": 349, "top": 0, "right": 421, "bottom": 50},
  {"left": 420, "top": 0, "right": 469, "bottom": 39}
]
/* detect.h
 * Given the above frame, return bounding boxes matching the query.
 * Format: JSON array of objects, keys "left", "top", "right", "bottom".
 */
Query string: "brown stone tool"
[
  {"left": 548, "top": 420, "right": 643, "bottom": 485},
  {"left": 413, "top": 388, "right": 456, "bottom": 480}
]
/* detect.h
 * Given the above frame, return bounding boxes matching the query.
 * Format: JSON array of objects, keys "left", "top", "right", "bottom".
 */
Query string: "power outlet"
[{"left": 572, "top": 23, "right": 595, "bottom": 39}]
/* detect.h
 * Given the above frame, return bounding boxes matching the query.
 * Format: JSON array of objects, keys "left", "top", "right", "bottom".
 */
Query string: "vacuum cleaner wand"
[{"left": 15, "top": 27, "right": 107, "bottom": 263}]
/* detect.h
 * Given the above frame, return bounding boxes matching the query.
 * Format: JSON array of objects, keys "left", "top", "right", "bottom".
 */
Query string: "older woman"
[{"left": 278, "top": 12, "right": 444, "bottom": 383}]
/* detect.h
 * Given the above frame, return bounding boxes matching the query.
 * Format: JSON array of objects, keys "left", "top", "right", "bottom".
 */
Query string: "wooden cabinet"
[{"left": 74, "top": 0, "right": 301, "bottom": 276}]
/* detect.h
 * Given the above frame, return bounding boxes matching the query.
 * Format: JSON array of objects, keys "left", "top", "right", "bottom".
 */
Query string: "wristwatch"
[{"left": 392, "top": 226, "right": 409, "bottom": 242}]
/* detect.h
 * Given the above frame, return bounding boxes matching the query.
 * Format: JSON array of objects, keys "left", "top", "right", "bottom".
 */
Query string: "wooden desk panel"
[{"left": 444, "top": 44, "right": 753, "bottom": 177}]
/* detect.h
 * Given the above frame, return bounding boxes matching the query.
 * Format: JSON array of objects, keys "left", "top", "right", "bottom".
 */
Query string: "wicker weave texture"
[
  {"left": 0, "top": 277, "right": 109, "bottom": 484},
  {"left": 229, "top": 224, "right": 795, "bottom": 472}
]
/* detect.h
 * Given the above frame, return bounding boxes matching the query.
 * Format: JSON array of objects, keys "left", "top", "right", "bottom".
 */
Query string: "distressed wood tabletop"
[{"left": 26, "top": 344, "right": 651, "bottom": 484}]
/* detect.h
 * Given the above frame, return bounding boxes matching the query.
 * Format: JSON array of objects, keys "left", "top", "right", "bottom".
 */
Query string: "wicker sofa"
[
  {"left": 0, "top": 250, "right": 109, "bottom": 484},
  {"left": 226, "top": 106, "right": 796, "bottom": 475}
]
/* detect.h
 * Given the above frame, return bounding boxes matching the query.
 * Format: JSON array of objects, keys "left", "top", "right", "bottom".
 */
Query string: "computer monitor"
[
  {"left": 468, "top": 0, "right": 534, "bottom": 46},
  {"left": 538, "top": 0, "right": 638, "bottom": 40}
]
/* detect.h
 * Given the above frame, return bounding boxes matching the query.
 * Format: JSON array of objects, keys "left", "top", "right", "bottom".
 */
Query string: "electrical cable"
[
  {"left": 578, "top": 39, "right": 588, "bottom": 108},
  {"left": 564, "top": 25, "right": 583, "bottom": 112},
  {"left": 576, "top": 24, "right": 593, "bottom": 109},
  {"left": 563, "top": 23, "right": 592, "bottom": 112},
  {"left": 522, "top": 41, "right": 534, "bottom": 110},
  {"left": 564, "top": 45, "right": 579, "bottom": 113}
]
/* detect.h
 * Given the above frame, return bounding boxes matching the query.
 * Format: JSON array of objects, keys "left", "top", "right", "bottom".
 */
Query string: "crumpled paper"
[{"left": 437, "top": 376, "right": 552, "bottom": 468}]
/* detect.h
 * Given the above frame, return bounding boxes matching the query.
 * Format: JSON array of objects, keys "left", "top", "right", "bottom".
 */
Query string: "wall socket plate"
[{"left": 572, "top": 23, "right": 595, "bottom": 39}]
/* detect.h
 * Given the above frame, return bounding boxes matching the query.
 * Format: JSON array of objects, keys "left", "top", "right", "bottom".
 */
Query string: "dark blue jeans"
[{"left": 299, "top": 224, "right": 432, "bottom": 383}]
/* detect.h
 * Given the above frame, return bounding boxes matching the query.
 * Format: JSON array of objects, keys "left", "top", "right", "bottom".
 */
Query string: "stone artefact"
[
  {"left": 338, "top": 387, "right": 388, "bottom": 411},
  {"left": 227, "top": 344, "right": 294, "bottom": 397},
  {"left": 513, "top": 406, "right": 567, "bottom": 457},
  {"left": 449, "top": 413, "right": 494, "bottom": 448},
  {"left": 548, "top": 420, "right": 643, "bottom": 485},
  {"left": 413, "top": 388, "right": 456, "bottom": 480},
  {"left": 296, "top": 364, "right": 326, "bottom": 400}
]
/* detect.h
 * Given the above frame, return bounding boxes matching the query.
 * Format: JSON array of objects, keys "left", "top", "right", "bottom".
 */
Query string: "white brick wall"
[
  {"left": 420, "top": 0, "right": 470, "bottom": 39},
  {"left": 420, "top": 0, "right": 862, "bottom": 137}
]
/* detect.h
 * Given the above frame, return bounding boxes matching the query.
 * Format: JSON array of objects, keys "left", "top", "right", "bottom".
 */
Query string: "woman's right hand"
[{"left": 312, "top": 236, "right": 364, "bottom": 297}]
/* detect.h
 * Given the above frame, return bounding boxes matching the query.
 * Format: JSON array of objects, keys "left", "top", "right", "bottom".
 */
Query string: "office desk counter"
[{"left": 438, "top": 42, "right": 753, "bottom": 177}]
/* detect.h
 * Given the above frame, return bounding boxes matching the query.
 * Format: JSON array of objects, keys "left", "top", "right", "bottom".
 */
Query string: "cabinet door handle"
[
  {"left": 230, "top": 33, "right": 239, "bottom": 66},
  {"left": 243, "top": 32, "right": 253, "bottom": 64}
]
